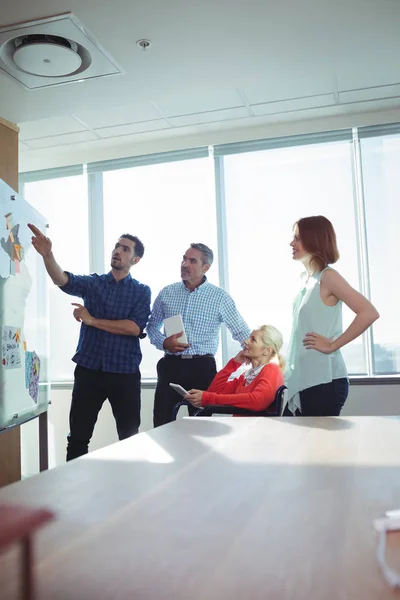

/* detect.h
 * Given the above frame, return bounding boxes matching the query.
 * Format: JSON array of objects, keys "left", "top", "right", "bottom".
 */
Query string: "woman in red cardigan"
[{"left": 185, "top": 325, "right": 285, "bottom": 411}]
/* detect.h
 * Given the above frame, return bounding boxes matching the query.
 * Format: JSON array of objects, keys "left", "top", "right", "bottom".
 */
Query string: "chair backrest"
[
  {"left": 265, "top": 385, "right": 287, "bottom": 416},
  {"left": 172, "top": 400, "right": 191, "bottom": 421}
]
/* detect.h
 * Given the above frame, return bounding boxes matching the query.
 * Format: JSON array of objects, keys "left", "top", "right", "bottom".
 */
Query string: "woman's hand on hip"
[{"left": 303, "top": 332, "right": 335, "bottom": 354}]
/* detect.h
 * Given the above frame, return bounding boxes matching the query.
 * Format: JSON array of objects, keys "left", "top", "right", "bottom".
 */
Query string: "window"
[
  {"left": 103, "top": 157, "right": 219, "bottom": 377},
  {"left": 222, "top": 140, "right": 366, "bottom": 375},
  {"left": 21, "top": 125, "right": 400, "bottom": 382},
  {"left": 23, "top": 174, "right": 89, "bottom": 381},
  {"left": 360, "top": 133, "right": 400, "bottom": 374}
]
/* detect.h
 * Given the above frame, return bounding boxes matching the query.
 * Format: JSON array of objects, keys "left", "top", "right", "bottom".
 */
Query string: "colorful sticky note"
[
  {"left": 25, "top": 350, "right": 40, "bottom": 403},
  {"left": 2, "top": 326, "right": 21, "bottom": 369}
]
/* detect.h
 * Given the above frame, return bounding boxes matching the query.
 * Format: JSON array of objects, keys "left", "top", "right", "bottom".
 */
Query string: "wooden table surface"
[{"left": 0, "top": 416, "right": 399, "bottom": 599}]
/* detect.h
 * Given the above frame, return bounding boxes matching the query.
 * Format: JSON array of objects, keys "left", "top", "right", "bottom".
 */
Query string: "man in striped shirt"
[
  {"left": 28, "top": 224, "right": 151, "bottom": 460},
  {"left": 147, "top": 243, "right": 250, "bottom": 427}
]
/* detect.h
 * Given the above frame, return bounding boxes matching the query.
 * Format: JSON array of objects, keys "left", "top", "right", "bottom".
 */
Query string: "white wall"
[
  {"left": 342, "top": 385, "right": 400, "bottom": 416},
  {"left": 20, "top": 383, "right": 400, "bottom": 477}
]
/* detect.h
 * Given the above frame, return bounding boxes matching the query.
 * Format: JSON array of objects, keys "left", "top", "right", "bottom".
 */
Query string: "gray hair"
[{"left": 190, "top": 243, "right": 214, "bottom": 266}]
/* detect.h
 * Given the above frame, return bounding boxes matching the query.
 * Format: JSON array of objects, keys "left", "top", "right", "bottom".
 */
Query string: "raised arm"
[
  {"left": 28, "top": 223, "right": 68, "bottom": 287},
  {"left": 205, "top": 357, "right": 244, "bottom": 394},
  {"left": 71, "top": 284, "right": 151, "bottom": 337},
  {"left": 220, "top": 294, "right": 251, "bottom": 345},
  {"left": 72, "top": 304, "right": 141, "bottom": 336},
  {"left": 303, "top": 268, "right": 380, "bottom": 354}
]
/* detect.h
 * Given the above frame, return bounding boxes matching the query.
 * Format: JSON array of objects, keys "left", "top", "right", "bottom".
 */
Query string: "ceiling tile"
[
  {"left": 158, "top": 89, "right": 244, "bottom": 116},
  {"left": 18, "top": 141, "right": 31, "bottom": 152},
  {"left": 74, "top": 103, "right": 161, "bottom": 129},
  {"left": 170, "top": 107, "right": 249, "bottom": 127},
  {"left": 19, "top": 115, "right": 87, "bottom": 140},
  {"left": 243, "top": 76, "right": 334, "bottom": 105},
  {"left": 95, "top": 120, "right": 169, "bottom": 138},
  {"left": 339, "top": 84, "right": 400, "bottom": 104},
  {"left": 335, "top": 37, "right": 400, "bottom": 91},
  {"left": 252, "top": 94, "right": 335, "bottom": 116},
  {"left": 4, "top": 0, "right": 400, "bottom": 138},
  {"left": 26, "top": 131, "right": 98, "bottom": 149}
]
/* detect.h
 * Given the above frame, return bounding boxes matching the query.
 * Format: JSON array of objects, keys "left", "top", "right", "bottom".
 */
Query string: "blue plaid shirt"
[
  {"left": 147, "top": 279, "right": 250, "bottom": 355},
  {"left": 61, "top": 272, "right": 151, "bottom": 373}
]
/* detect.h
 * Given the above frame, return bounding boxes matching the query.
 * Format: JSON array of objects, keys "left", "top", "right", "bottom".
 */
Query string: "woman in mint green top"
[{"left": 284, "top": 216, "right": 379, "bottom": 416}]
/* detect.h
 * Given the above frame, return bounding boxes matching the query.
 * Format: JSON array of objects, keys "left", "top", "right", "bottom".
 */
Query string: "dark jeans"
[
  {"left": 283, "top": 378, "right": 349, "bottom": 417},
  {"left": 153, "top": 355, "right": 217, "bottom": 427},
  {"left": 67, "top": 365, "right": 141, "bottom": 461}
]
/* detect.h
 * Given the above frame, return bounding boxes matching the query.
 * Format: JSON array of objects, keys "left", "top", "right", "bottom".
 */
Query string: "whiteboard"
[{"left": 0, "top": 178, "right": 50, "bottom": 429}]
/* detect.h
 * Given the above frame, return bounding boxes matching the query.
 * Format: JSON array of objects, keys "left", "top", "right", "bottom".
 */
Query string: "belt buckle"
[{"left": 181, "top": 354, "right": 193, "bottom": 359}]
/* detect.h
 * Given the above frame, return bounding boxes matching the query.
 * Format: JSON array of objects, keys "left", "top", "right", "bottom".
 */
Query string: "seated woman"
[{"left": 185, "top": 325, "right": 285, "bottom": 411}]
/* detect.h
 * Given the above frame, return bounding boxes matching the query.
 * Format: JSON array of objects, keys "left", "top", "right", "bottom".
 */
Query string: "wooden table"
[{"left": 0, "top": 416, "right": 399, "bottom": 599}]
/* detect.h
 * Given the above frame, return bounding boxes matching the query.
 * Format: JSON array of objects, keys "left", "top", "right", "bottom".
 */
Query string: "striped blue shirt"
[
  {"left": 61, "top": 271, "right": 151, "bottom": 373},
  {"left": 147, "top": 279, "right": 250, "bottom": 355}
]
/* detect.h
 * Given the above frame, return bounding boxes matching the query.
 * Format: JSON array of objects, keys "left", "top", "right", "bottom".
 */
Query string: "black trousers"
[
  {"left": 153, "top": 355, "right": 217, "bottom": 428},
  {"left": 283, "top": 378, "right": 349, "bottom": 417},
  {"left": 67, "top": 365, "right": 141, "bottom": 461}
]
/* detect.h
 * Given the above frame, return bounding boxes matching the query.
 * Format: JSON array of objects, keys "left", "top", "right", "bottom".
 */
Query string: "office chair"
[{"left": 172, "top": 385, "right": 287, "bottom": 420}]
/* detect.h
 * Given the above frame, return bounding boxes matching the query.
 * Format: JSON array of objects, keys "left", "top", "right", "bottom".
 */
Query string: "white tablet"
[
  {"left": 169, "top": 383, "right": 189, "bottom": 397},
  {"left": 164, "top": 314, "right": 188, "bottom": 344}
]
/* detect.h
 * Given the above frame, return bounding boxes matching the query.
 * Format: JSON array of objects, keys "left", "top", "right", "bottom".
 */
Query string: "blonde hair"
[{"left": 258, "top": 324, "right": 285, "bottom": 371}]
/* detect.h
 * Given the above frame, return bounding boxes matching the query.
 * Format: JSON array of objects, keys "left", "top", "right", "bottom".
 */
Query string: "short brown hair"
[{"left": 296, "top": 216, "right": 339, "bottom": 272}]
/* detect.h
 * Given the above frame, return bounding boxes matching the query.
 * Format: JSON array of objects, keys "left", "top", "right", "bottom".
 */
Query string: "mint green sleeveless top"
[{"left": 284, "top": 267, "right": 348, "bottom": 413}]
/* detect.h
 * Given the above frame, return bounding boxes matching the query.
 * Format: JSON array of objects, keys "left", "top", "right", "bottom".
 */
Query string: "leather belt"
[{"left": 165, "top": 354, "right": 214, "bottom": 360}]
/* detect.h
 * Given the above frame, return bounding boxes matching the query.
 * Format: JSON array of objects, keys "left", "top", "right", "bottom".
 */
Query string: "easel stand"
[{"left": 0, "top": 410, "right": 49, "bottom": 487}]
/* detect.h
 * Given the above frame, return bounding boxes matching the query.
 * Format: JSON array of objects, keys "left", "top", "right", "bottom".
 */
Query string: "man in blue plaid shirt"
[
  {"left": 147, "top": 242, "right": 250, "bottom": 426},
  {"left": 28, "top": 223, "right": 151, "bottom": 461}
]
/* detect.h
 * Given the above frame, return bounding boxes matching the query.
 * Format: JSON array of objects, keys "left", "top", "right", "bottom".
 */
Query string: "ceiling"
[{"left": 1, "top": 0, "right": 400, "bottom": 170}]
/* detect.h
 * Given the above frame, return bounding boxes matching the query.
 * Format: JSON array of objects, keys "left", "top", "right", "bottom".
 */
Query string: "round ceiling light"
[{"left": 13, "top": 38, "right": 82, "bottom": 77}]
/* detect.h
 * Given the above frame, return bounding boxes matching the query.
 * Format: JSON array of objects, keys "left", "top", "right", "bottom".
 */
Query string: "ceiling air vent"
[
  {"left": 0, "top": 13, "right": 123, "bottom": 90},
  {"left": 12, "top": 34, "right": 87, "bottom": 77}
]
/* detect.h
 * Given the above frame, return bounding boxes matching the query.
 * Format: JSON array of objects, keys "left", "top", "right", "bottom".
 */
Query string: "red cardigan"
[{"left": 201, "top": 358, "right": 284, "bottom": 411}]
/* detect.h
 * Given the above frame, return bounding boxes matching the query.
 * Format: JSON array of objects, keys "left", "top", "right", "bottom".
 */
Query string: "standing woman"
[{"left": 284, "top": 215, "right": 379, "bottom": 416}]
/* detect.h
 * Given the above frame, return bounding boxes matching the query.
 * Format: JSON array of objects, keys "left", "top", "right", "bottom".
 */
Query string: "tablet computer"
[
  {"left": 169, "top": 383, "right": 189, "bottom": 397},
  {"left": 164, "top": 314, "right": 188, "bottom": 344}
]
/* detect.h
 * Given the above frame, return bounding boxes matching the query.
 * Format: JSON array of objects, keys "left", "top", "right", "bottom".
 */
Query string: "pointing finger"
[{"left": 28, "top": 223, "right": 44, "bottom": 236}]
